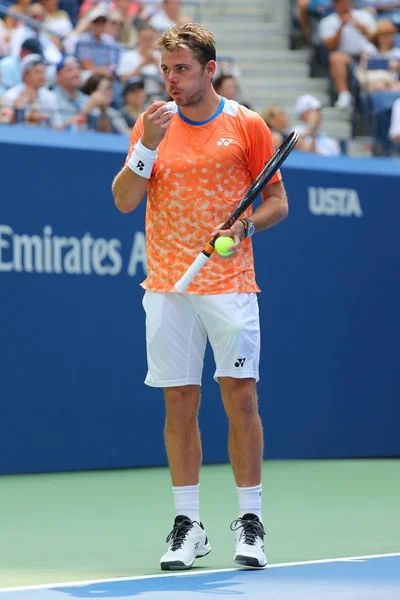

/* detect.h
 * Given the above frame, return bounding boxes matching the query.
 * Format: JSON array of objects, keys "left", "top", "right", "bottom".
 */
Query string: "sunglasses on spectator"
[{"left": 111, "top": 20, "right": 123, "bottom": 26}]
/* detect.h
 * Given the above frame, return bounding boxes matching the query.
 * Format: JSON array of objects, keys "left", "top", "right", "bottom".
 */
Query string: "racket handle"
[{"left": 174, "top": 252, "right": 210, "bottom": 293}]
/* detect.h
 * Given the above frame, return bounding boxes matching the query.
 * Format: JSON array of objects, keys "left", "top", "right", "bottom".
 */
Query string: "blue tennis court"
[{"left": 2, "top": 554, "right": 399, "bottom": 600}]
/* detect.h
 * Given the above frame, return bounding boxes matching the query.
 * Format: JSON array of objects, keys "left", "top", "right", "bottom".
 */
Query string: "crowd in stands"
[
  {"left": 290, "top": 0, "right": 400, "bottom": 155},
  {"left": 1, "top": 0, "right": 400, "bottom": 155}
]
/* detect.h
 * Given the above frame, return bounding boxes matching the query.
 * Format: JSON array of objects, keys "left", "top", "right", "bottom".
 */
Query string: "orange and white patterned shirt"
[{"left": 126, "top": 97, "right": 281, "bottom": 294}]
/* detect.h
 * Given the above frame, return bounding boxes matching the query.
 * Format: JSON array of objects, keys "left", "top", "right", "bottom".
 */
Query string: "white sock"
[
  {"left": 237, "top": 484, "right": 262, "bottom": 521},
  {"left": 172, "top": 484, "right": 200, "bottom": 523}
]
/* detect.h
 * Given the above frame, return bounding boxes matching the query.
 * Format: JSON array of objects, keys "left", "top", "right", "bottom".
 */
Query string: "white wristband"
[{"left": 127, "top": 140, "right": 157, "bottom": 179}]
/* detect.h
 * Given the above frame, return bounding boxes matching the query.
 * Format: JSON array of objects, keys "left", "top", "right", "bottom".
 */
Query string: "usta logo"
[{"left": 308, "top": 187, "right": 363, "bottom": 217}]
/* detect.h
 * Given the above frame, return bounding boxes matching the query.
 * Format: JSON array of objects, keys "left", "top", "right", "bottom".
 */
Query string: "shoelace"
[
  {"left": 166, "top": 518, "right": 194, "bottom": 551},
  {"left": 230, "top": 517, "right": 265, "bottom": 546}
]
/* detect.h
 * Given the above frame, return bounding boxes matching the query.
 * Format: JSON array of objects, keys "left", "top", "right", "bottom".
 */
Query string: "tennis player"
[{"left": 112, "top": 22, "right": 288, "bottom": 570}]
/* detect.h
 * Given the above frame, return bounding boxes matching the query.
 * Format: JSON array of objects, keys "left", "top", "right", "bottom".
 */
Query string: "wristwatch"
[{"left": 240, "top": 218, "right": 255, "bottom": 238}]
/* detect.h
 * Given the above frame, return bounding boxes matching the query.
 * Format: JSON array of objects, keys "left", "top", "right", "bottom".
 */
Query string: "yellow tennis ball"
[{"left": 215, "top": 236, "right": 234, "bottom": 257}]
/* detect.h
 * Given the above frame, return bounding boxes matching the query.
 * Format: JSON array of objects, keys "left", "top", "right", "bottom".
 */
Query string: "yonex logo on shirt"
[
  {"left": 235, "top": 358, "right": 246, "bottom": 367},
  {"left": 217, "top": 138, "right": 233, "bottom": 146}
]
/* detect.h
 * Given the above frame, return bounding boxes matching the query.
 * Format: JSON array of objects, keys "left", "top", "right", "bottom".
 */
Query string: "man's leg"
[
  {"left": 328, "top": 51, "right": 353, "bottom": 109},
  {"left": 219, "top": 377, "right": 266, "bottom": 568},
  {"left": 219, "top": 377, "right": 263, "bottom": 490}
]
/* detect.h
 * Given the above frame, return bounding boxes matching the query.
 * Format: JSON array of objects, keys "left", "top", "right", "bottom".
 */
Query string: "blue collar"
[{"left": 178, "top": 96, "right": 225, "bottom": 126}]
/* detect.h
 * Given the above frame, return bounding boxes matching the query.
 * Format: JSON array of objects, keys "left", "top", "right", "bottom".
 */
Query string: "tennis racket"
[{"left": 174, "top": 130, "right": 299, "bottom": 293}]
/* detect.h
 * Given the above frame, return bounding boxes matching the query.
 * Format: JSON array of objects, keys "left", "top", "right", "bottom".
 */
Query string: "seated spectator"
[
  {"left": 10, "top": 2, "right": 63, "bottom": 65},
  {"left": 117, "top": 24, "right": 163, "bottom": 99},
  {"left": 80, "top": 72, "right": 131, "bottom": 134},
  {"left": 294, "top": 94, "right": 341, "bottom": 155},
  {"left": 318, "top": 0, "right": 377, "bottom": 109},
  {"left": 213, "top": 73, "right": 253, "bottom": 109},
  {"left": 42, "top": 0, "right": 73, "bottom": 39},
  {"left": 148, "top": 0, "right": 191, "bottom": 34},
  {"left": 260, "top": 104, "right": 289, "bottom": 147},
  {"left": 75, "top": 6, "right": 119, "bottom": 76},
  {"left": 53, "top": 55, "right": 101, "bottom": 129},
  {"left": 4, "top": 53, "right": 62, "bottom": 127},
  {"left": 120, "top": 76, "right": 146, "bottom": 127},
  {"left": 356, "top": 19, "right": 400, "bottom": 92},
  {"left": 0, "top": 38, "right": 43, "bottom": 90},
  {"left": 4, "top": 0, "right": 31, "bottom": 31},
  {"left": 105, "top": 9, "right": 128, "bottom": 46},
  {"left": 389, "top": 96, "right": 400, "bottom": 140}
]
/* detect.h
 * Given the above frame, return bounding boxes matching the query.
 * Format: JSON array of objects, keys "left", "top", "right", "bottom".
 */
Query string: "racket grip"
[{"left": 174, "top": 252, "right": 209, "bottom": 293}]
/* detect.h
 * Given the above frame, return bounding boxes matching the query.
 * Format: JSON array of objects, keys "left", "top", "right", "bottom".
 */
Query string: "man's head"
[
  {"left": 262, "top": 104, "right": 289, "bottom": 133},
  {"left": 87, "top": 6, "right": 109, "bottom": 37},
  {"left": 333, "top": 0, "right": 351, "bottom": 15},
  {"left": 122, "top": 77, "right": 146, "bottom": 107},
  {"left": 213, "top": 74, "right": 238, "bottom": 100},
  {"left": 158, "top": 23, "right": 217, "bottom": 107},
  {"left": 137, "top": 24, "right": 158, "bottom": 49},
  {"left": 56, "top": 55, "right": 81, "bottom": 92},
  {"left": 27, "top": 2, "right": 46, "bottom": 23},
  {"left": 21, "top": 54, "right": 46, "bottom": 89},
  {"left": 295, "top": 94, "right": 322, "bottom": 126},
  {"left": 20, "top": 37, "right": 43, "bottom": 60}
]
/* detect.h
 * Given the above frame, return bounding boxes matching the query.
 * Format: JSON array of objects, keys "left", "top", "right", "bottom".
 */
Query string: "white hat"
[
  {"left": 21, "top": 53, "right": 45, "bottom": 76},
  {"left": 87, "top": 5, "right": 109, "bottom": 22},
  {"left": 295, "top": 94, "right": 323, "bottom": 117}
]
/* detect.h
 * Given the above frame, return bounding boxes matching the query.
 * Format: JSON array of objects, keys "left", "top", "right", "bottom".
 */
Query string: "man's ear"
[{"left": 205, "top": 60, "right": 217, "bottom": 78}]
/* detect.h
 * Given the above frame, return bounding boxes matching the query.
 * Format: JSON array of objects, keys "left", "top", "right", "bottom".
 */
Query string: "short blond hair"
[{"left": 158, "top": 23, "right": 216, "bottom": 67}]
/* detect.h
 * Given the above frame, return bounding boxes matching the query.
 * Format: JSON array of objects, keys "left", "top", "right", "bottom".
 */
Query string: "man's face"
[
  {"left": 28, "top": 5, "right": 45, "bottom": 22},
  {"left": 161, "top": 48, "right": 214, "bottom": 108},
  {"left": 138, "top": 28, "right": 157, "bottom": 50},
  {"left": 335, "top": 0, "right": 351, "bottom": 14},
  {"left": 58, "top": 59, "right": 81, "bottom": 90},
  {"left": 25, "top": 64, "right": 46, "bottom": 89},
  {"left": 91, "top": 16, "right": 107, "bottom": 35},
  {"left": 270, "top": 106, "right": 288, "bottom": 132},
  {"left": 303, "top": 108, "right": 321, "bottom": 128}
]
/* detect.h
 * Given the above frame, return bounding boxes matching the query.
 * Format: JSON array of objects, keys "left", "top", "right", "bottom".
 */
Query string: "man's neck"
[
  {"left": 61, "top": 85, "right": 78, "bottom": 100},
  {"left": 178, "top": 89, "right": 222, "bottom": 123}
]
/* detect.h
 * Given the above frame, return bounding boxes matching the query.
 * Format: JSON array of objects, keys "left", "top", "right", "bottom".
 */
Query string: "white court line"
[{"left": 1, "top": 552, "right": 399, "bottom": 593}]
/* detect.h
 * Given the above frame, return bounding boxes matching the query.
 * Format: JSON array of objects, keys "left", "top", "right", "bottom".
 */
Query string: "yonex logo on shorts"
[
  {"left": 136, "top": 160, "right": 145, "bottom": 171},
  {"left": 235, "top": 358, "right": 246, "bottom": 367},
  {"left": 217, "top": 138, "right": 233, "bottom": 146}
]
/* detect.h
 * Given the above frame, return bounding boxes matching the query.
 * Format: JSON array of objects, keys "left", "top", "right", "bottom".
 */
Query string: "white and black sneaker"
[
  {"left": 231, "top": 513, "right": 267, "bottom": 568},
  {"left": 160, "top": 515, "right": 211, "bottom": 571}
]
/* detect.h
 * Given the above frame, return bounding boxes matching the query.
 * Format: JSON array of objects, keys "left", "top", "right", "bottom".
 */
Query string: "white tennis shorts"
[{"left": 142, "top": 291, "right": 260, "bottom": 387}]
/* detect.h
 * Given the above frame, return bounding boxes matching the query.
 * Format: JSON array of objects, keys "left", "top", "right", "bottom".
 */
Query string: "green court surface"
[{"left": 0, "top": 459, "right": 399, "bottom": 588}]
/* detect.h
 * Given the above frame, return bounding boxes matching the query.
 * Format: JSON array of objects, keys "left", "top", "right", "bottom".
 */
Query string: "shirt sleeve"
[
  {"left": 125, "top": 113, "right": 145, "bottom": 164},
  {"left": 318, "top": 15, "right": 336, "bottom": 41},
  {"left": 246, "top": 111, "right": 282, "bottom": 185}
]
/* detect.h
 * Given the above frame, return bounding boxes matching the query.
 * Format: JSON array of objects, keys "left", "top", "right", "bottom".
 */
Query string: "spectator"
[
  {"left": 318, "top": 0, "right": 377, "bottom": 109},
  {"left": 110, "top": 0, "right": 141, "bottom": 46},
  {"left": 260, "top": 104, "right": 289, "bottom": 147},
  {"left": 294, "top": 94, "right": 341, "bottom": 156},
  {"left": 0, "top": 38, "right": 43, "bottom": 90},
  {"left": 53, "top": 55, "right": 102, "bottom": 129},
  {"left": 356, "top": 19, "right": 400, "bottom": 92},
  {"left": 120, "top": 75, "right": 146, "bottom": 127},
  {"left": 4, "top": 53, "right": 62, "bottom": 127},
  {"left": 105, "top": 9, "right": 126, "bottom": 45},
  {"left": 80, "top": 72, "right": 131, "bottom": 134},
  {"left": 117, "top": 24, "right": 163, "bottom": 99},
  {"left": 10, "top": 2, "right": 63, "bottom": 65},
  {"left": 148, "top": 0, "right": 191, "bottom": 34},
  {"left": 42, "top": 0, "right": 73, "bottom": 38},
  {"left": 75, "top": 6, "right": 119, "bottom": 76},
  {"left": 4, "top": 0, "right": 31, "bottom": 31},
  {"left": 213, "top": 73, "right": 253, "bottom": 109}
]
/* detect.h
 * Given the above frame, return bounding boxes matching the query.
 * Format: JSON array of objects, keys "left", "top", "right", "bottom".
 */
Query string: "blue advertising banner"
[{"left": 0, "top": 127, "right": 399, "bottom": 474}]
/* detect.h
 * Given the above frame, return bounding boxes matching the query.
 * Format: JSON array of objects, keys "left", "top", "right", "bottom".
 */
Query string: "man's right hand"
[
  {"left": 141, "top": 101, "right": 174, "bottom": 150},
  {"left": 340, "top": 12, "right": 353, "bottom": 25}
]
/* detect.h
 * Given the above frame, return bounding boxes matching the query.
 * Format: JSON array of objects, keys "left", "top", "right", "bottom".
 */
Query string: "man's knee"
[
  {"left": 221, "top": 378, "right": 258, "bottom": 420},
  {"left": 329, "top": 51, "right": 351, "bottom": 66},
  {"left": 164, "top": 385, "right": 200, "bottom": 428}
]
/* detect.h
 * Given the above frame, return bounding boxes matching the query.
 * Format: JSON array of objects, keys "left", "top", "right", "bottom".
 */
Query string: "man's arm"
[
  {"left": 112, "top": 101, "right": 173, "bottom": 213},
  {"left": 248, "top": 181, "right": 289, "bottom": 233}
]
